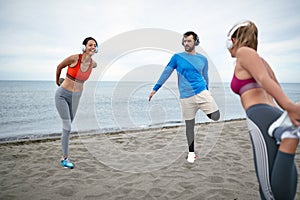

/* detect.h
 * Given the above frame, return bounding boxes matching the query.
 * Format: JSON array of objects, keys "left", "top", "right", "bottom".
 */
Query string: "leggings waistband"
[
  {"left": 246, "top": 104, "right": 278, "bottom": 116},
  {"left": 57, "top": 86, "right": 82, "bottom": 96}
]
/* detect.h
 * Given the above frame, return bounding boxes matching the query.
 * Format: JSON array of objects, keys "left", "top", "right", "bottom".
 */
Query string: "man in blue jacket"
[{"left": 149, "top": 31, "right": 220, "bottom": 163}]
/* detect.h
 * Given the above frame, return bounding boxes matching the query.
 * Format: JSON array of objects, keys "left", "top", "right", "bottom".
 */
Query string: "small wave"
[{"left": 148, "top": 120, "right": 183, "bottom": 127}]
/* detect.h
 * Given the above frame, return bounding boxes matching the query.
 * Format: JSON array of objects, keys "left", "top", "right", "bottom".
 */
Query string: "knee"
[
  {"left": 207, "top": 110, "right": 220, "bottom": 121},
  {"left": 62, "top": 119, "right": 72, "bottom": 132}
]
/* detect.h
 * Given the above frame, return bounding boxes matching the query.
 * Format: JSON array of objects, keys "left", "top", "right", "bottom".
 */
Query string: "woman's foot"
[
  {"left": 268, "top": 111, "right": 299, "bottom": 142},
  {"left": 61, "top": 157, "right": 75, "bottom": 169}
]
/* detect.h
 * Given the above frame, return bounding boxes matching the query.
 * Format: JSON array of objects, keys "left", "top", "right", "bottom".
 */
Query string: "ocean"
[{"left": 0, "top": 81, "right": 299, "bottom": 142}]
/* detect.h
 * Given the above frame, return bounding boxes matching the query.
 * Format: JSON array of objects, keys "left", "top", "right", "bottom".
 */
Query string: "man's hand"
[{"left": 148, "top": 90, "right": 156, "bottom": 101}]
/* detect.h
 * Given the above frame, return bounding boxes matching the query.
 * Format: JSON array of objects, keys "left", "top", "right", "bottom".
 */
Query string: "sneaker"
[
  {"left": 187, "top": 152, "right": 196, "bottom": 163},
  {"left": 268, "top": 111, "right": 300, "bottom": 143},
  {"left": 61, "top": 157, "right": 75, "bottom": 169},
  {"left": 268, "top": 111, "right": 292, "bottom": 137}
]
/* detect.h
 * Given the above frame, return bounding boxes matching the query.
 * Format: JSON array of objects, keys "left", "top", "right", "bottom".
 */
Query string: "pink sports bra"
[{"left": 230, "top": 73, "right": 261, "bottom": 96}]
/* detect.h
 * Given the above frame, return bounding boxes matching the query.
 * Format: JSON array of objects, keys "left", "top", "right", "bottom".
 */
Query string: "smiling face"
[
  {"left": 83, "top": 39, "right": 98, "bottom": 55},
  {"left": 183, "top": 35, "right": 196, "bottom": 53}
]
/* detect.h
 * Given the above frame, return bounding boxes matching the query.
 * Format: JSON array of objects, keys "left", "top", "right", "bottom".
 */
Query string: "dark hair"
[
  {"left": 183, "top": 31, "right": 199, "bottom": 46},
  {"left": 183, "top": 31, "right": 198, "bottom": 42},
  {"left": 82, "top": 37, "right": 98, "bottom": 47}
]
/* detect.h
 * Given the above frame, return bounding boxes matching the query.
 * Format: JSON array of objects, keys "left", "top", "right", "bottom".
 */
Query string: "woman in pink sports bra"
[{"left": 227, "top": 20, "right": 300, "bottom": 199}]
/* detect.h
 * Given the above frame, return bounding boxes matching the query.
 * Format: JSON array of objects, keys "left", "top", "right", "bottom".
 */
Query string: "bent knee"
[{"left": 207, "top": 110, "right": 220, "bottom": 121}]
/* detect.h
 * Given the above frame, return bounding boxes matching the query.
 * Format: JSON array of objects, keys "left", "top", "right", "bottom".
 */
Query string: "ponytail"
[{"left": 231, "top": 21, "right": 258, "bottom": 50}]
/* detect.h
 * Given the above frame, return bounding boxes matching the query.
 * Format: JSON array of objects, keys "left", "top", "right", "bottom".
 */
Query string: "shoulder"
[
  {"left": 65, "top": 54, "right": 80, "bottom": 68},
  {"left": 196, "top": 53, "right": 207, "bottom": 60},
  {"left": 175, "top": 52, "right": 189, "bottom": 59},
  {"left": 170, "top": 53, "right": 181, "bottom": 61},
  {"left": 59, "top": 54, "right": 80, "bottom": 68},
  {"left": 173, "top": 53, "right": 182, "bottom": 57},
  {"left": 236, "top": 46, "right": 258, "bottom": 58},
  {"left": 236, "top": 47, "right": 267, "bottom": 76},
  {"left": 236, "top": 47, "right": 260, "bottom": 65},
  {"left": 68, "top": 54, "right": 80, "bottom": 63}
]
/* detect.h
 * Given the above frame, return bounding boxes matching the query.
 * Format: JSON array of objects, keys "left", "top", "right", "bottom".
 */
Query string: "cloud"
[
  {"left": 100, "top": 50, "right": 174, "bottom": 82},
  {"left": 0, "top": 0, "right": 299, "bottom": 82},
  {"left": 260, "top": 35, "right": 300, "bottom": 82}
]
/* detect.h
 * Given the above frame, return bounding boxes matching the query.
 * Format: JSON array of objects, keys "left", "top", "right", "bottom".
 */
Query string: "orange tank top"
[{"left": 66, "top": 54, "right": 93, "bottom": 83}]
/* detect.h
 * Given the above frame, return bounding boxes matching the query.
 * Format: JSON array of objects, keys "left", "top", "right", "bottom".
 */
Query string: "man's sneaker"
[
  {"left": 61, "top": 157, "right": 75, "bottom": 169},
  {"left": 187, "top": 152, "right": 196, "bottom": 163}
]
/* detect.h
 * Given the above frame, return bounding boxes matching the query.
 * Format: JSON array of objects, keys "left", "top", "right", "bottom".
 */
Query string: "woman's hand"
[{"left": 287, "top": 102, "right": 300, "bottom": 126}]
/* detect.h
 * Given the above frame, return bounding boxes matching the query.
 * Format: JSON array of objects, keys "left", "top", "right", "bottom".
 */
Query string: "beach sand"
[{"left": 1, "top": 119, "right": 299, "bottom": 200}]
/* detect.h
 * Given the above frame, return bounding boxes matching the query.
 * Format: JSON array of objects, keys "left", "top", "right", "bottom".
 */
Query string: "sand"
[{"left": 0, "top": 119, "right": 299, "bottom": 200}]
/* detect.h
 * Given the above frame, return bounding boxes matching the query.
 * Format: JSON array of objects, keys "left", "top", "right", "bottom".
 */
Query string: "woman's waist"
[
  {"left": 240, "top": 89, "right": 276, "bottom": 110},
  {"left": 60, "top": 77, "right": 84, "bottom": 92}
]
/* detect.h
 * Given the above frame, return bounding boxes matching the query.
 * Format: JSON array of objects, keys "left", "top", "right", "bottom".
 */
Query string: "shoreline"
[{"left": 0, "top": 118, "right": 245, "bottom": 145}]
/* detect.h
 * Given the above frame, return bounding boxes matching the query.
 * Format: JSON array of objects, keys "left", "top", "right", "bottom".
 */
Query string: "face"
[
  {"left": 183, "top": 35, "right": 196, "bottom": 53},
  {"left": 84, "top": 40, "right": 97, "bottom": 55}
]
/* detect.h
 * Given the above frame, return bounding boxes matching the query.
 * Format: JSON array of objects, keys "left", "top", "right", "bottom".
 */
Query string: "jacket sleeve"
[{"left": 153, "top": 55, "right": 177, "bottom": 91}]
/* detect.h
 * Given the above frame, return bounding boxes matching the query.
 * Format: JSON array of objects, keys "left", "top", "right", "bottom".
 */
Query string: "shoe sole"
[
  {"left": 62, "top": 165, "right": 74, "bottom": 169},
  {"left": 268, "top": 112, "right": 289, "bottom": 137}
]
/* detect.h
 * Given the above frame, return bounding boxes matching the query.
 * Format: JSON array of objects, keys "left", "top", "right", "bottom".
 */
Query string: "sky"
[{"left": 0, "top": 0, "right": 300, "bottom": 83}]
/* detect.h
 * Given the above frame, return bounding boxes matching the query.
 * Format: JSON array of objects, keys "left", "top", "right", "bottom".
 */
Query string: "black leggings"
[{"left": 246, "top": 104, "right": 298, "bottom": 200}]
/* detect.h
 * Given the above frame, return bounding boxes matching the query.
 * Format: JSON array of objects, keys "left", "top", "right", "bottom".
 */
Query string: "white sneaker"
[
  {"left": 268, "top": 111, "right": 300, "bottom": 143},
  {"left": 268, "top": 111, "right": 292, "bottom": 137},
  {"left": 187, "top": 152, "right": 196, "bottom": 163}
]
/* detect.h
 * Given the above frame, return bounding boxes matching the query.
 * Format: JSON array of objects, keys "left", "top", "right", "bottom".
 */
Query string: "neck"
[
  {"left": 185, "top": 50, "right": 196, "bottom": 55},
  {"left": 82, "top": 52, "right": 92, "bottom": 59},
  {"left": 81, "top": 53, "right": 92, "bottom": 62}
]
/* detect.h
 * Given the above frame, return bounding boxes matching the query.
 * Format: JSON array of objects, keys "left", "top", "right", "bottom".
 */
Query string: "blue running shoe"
[{"left": 61, "top": 157, "right": 75, "bottom": 169}]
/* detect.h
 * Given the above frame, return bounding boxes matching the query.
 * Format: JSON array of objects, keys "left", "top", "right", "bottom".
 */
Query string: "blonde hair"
[{"left": 229, "top": 21, "right": 258, "bottom": 50}]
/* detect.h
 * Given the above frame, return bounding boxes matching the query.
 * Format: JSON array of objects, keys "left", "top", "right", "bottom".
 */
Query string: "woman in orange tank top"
[{"left": 55, "top": 37, "right": 98, "bottom": 169}]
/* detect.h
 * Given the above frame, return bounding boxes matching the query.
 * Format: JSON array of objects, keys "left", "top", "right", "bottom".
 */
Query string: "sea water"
[{"left": 0, "top": 81, "right": 299, "bottom": 142}]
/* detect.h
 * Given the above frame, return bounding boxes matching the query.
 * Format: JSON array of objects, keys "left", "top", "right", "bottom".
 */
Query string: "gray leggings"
[
  {"left": 55, "top": 87, "right": 82, "bottom": 156},
  {"left": 185, "top": 110, "right": 220, "bottom": 152},
  {"left": 246, "top": 104, "right": 297, "bottom": 200}
]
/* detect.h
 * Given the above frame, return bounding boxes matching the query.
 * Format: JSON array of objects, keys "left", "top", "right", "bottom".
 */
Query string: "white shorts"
[{"left": 180, "top": 90, "right": 219, "bottom": 120}]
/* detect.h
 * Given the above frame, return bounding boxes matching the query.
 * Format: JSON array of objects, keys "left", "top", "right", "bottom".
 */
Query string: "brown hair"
[{"left": 229, "top": 21, "right": 258, "bottom": 50}]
